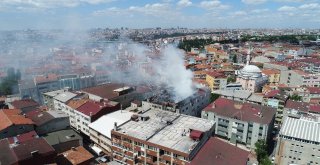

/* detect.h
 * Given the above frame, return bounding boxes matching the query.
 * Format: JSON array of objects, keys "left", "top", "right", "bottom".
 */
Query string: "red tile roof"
[
  {"left": 285, "top": 100, "right": 310, "bottom": 112},
  {"left": 7, "top": 131, "right": 38, "bottom": 144},
  {"left": 309, "top": 105, "right": 320, "bottom": 113},
  {"left": 204, "top": 98, "right": 276, "bottom": 124},
  {"left": 13, "top": 138, "right": 55, "bottom": 162},
  {"left": 10, "top": 99, "right": 39, "bottom": 109},
  {"left": 307, "top": 87, "right": 320, "bottom": 94},
  {"left": 190, "top": 137, "right": 249, "bottom": 165},
  {"left": 59, "top": 146, "right": 94, "bottom": 165},
  {"left": 0, "top": 139, "right": 18, "bottom": 165},
  {"left": 34, "top": 74, "right": 58, "bottom": 84},
  {"left": 0, "top": 109, "right": 34, "bottom": 131},
  {"left": 76, "top": 100, "right": 117, "bottom": 117},
  {"left": 82, "top": 83, "right": 132, "bottom": 99},
  {"left": 206, "top": 71, "right": 226, "bottom": 78}
]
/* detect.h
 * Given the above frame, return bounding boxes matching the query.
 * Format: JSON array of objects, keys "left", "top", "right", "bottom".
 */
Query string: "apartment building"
[
  {"left": 263, "top": 90, "right": 288, "bottom": 124},
  {"left": 205, "top": 71, "right": 227, "bottom": 92},
  {"left": 280, "top": 70, "right": 320, "bottom": 87},
  {"left": 89, "top": 110, "right": 134, "bottom": 154},
  {"left": 141, "top": 88, "right": 210, "bottom": 117},
  {"left": 111, "top": 109, "right": 215, "bottom": 165},
  {"left": 64, "top": 99, "right": 119, "bottom": 136},
  {"left": 0, "top": 109, "right": 34, "bottom": 139},
  {"left": 201, "top": 98, "right": 276, "bottom": 149},
  {"left": 276, "top": 116, "right": 320, "bottom": 165}
]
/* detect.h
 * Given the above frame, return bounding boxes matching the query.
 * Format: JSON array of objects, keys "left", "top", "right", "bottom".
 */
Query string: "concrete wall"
[{"left": 276, "top": 137, "right": 320, "bottom": 165}]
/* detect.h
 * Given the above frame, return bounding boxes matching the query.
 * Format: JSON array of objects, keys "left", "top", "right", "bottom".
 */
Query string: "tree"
[
  {"left": 289, "top": 94, "right": 302, "bottom": 101},
  {"left": 210, "top": 93, "right": 220, "bottom": 102},
  {"left": 232, "top": 54, "right": 237, "bottom": 63},
  {"left": 255, "top": 140, "right": 268, "bottom": 163}
]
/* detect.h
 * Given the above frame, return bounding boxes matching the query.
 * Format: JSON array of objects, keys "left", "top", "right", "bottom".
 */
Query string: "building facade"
[
  {"left": 201, "top": 98, "right": 276, "bottom": 149},
  {"left": 276, "top": 116, "right": 320, "bottom": 165},
  {"left": 111, "top": 109, "right": 215, "bottom": 165}
]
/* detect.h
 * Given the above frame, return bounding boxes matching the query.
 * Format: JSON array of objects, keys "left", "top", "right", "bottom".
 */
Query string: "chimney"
[
  {"left": 114, "top": 122, "right": 118, "bottom": 131},
  {"left": 212, "top": 103, "right": 216, "bottom": 108},
  {"left": 30, "top": 150, "right": 39, "bottom": 157},
  {"left": 89, "top": 112, "right": 92, "bottom": 116}
]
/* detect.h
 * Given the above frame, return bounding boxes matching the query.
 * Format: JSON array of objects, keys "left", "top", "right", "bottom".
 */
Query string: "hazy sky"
[{"left": 0, "top": 0, "right": 319, "bottom": 30}]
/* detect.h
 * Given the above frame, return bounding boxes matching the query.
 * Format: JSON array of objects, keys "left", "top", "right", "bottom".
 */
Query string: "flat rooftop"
[
  {"left": 89, "top": 110, "right": 134, "bottom": 139},
  {"left": 115, "top": 109, "right": 214, "bottom": 154}
]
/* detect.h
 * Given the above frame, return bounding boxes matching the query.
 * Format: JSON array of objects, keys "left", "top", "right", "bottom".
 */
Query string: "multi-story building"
[
  {"left": 141, "top": 88, "right": 210, "bottom": 117},
  {"left": 34, "top": 74, "right": 60, "bottom": 104},
  {"left": 0, "top": 109, "right": 34, "bottom": 139},
  {"left": 261, "top": 69, "right": 281, "bottom": 84},
  {"left": 201, "top": 97, "right": 276, "bottom": 149},
  {"left": 276, "top": 116, "right": 320, "bottom": 165},
  {"left": 205, "top": 71, "right": 227, "bottom": 92},
  {"left": 111, "top": 109, "right": 215, "bottom": 165},
  {"left": 64, "top": 99, "right": 119, "bottom": 136},
  {"left": 42, "top": 89, "right": 66, "bottom": 110},
  {"left": 280, "top": 70, "right": 320, "bottom": 87},
  {"left": 8, "top": 98, "right": 39, "bottom": 113},
  {"left": 58, "top": 74, "right": 96, "bottom": 90},
  {"left": 89, "top": 110, "right": 134, "bottom": 154},
  {"left": 82, "top": 83, "right": 150, "bottom": 108},
  {"left": 26, "top": 110, "right": 70, "bottom": 135},
  {"left": 263, "top": 90, "right": 288, "bottom": 124}
]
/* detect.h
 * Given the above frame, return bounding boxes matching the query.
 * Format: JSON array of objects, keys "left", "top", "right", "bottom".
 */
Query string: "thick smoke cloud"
[{"left": 0, "top": 30, "right": 196, "bottom": 102}]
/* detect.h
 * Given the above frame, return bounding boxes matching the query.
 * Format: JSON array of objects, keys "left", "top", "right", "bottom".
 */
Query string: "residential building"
[
  {"left": 82, "top": 83, "right": 149, "bottom": 108},
  {"left": 262, "top": 69, "right": 281, "bottom": 84},
  {"left": 111, "top": 109, "right": 215, "bottom": 165},
  {"left": 213, "top": 89, "right": 264, "bottom": 105},
  {"left": 42, "top": 89, "right": 66, "bottom": 110},
  {"left": 0, "top": 138, "right": 56, "bottom": 165},
  {"left": 34, "top": 74, "right": 60, "bottom": 104},
  {"left": 53, "top": 91, "right": 78, "bottom": 111},
  {"left": 89, "top": 110, "right": 134, "bottom": 154},
  {"left": 205, "top": 71, "right": 227, "bottom": 92},
  {"left": 280, "top": 70, "right": 320, "bottom": 87},
  {"left": 56, "top": 146, "right": 94, "bottom": 165},
  {"left": 26, "top": 110, "right": 69, "bottom": 135},
  {"left": 65, "top": 99, "right": 120, "bottom": 136},
  {"left": 201, "top": 98, "right": 276, "bottom": 149},
  {"left": 58, "top": 74, "right": 96, "bottom": 90},
  {"left": 276, "top": 116, "right": 320, "bottom": 165},
  {"left": 190, "top": 137, "right": 250, "bottom": 165},
  {"left": 0, "top": 109, "right": 34, "bottom": 139},
  {"left": 141, "top": 88, "right": 210, "bottom": 117},
  {"left": 8, "top": 98, "right": 39, "bottom": 113},
  {"left": 263, "top": 90, "right": 288, "bottom": 124},
  {"left": 43, "top": 129, "right": 82, "bottom": 153}
]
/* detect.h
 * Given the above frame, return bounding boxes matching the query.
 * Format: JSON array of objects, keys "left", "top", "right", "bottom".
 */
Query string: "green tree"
[
  {"left": 232, "top": 54, "right": 237, "bottom": 63},
  {"left": 255, "top": 140, "right": 268, "bottom": 163},
  {"left": 210, "top": 93, "right": 220, "bottom": 102},
  {"left": 289, "top": 94, "right": 302, "bottom": 101}
]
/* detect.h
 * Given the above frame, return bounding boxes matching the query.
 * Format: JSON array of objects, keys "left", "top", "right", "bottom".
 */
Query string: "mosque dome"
[{"left": 239, "top": 65, "right": 262, "bottom": 78}]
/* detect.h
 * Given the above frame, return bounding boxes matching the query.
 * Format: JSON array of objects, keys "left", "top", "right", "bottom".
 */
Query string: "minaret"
[{"left": 246, "top": 46, "right": 252, "bottom": 65}]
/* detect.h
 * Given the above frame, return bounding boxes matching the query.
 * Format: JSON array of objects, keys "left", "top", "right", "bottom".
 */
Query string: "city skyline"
[{"left": 0, "top": 0, "right": 320, "bottom": 30}]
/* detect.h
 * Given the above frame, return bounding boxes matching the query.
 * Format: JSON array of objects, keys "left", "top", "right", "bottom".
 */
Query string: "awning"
[{"left": 91, "top": 145, "right": 103, "bottom": 155}]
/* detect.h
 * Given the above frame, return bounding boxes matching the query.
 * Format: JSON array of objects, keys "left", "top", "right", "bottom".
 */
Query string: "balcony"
[
  {"left": 217, "top": 126, "right": 228, "bottom": 132},
  {"left": 123, "top": 141, "right": 132, "bottom": 148},
  {"left": 161, "top": 155, "right": 172, "bottom": 162},
  {"left": 147, "top": 149, "right": 158, "bottom": 157},
  {"left": 112, "top": 146, "right": 122, "bottom": 153},
  {"left": 218, "top": 121, "right": 229, "bottom": 127}
]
